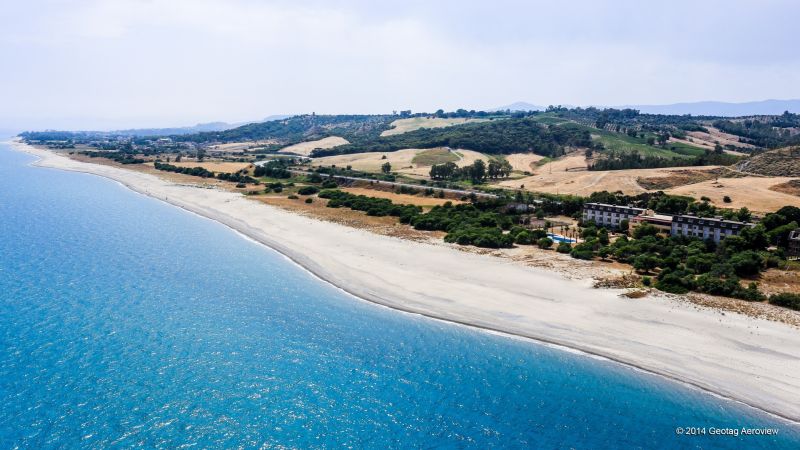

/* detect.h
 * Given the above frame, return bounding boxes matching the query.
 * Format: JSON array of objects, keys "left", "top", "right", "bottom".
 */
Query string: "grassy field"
[
  {"left": 591, "top": 128, "right": 705, "bottom": 158},
  {"left": 530, "top": 114, "right": 570, "bottom": 125},
  {"left": 380, "top": 117, "right": 491, "bottom": 136},
  {"left": 411, "top": 148, "right": 459, "bottom": 166},
  {"left": 529, "top": 115, "right": 708, "bottom": 159}
]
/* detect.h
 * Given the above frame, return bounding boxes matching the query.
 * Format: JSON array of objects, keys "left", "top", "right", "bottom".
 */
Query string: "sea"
[{"left": 1, "top": 141, "right": 798, "bottom": 449}]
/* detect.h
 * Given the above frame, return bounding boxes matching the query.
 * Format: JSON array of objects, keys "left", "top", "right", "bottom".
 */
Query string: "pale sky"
[{"left": 1, "top": 0, "right": 799, "bottom": 130}]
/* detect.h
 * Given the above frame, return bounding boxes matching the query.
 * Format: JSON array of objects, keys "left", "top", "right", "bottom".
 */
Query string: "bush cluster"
[
  {"left": 253, "top": 160, "right": 293, "bottom": 178},
  {"left": 154, "top": 161, "right": 214, "bottom": 178},
  {"left": 769, "top": 293, "right": 800, "bottom": 311},
  {"left": 319, "top": 190, "right": 421, "bottom": 223}
]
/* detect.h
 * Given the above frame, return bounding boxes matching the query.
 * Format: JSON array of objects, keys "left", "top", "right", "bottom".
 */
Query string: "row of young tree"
[
  {"left": 429, "top": 159, "right": 513, "bottom": 183},
  {"left": 588, "top": 150, "right": 741, "bottom": 171},
  {"left": 81, "top": 151, "right": 145, "bottom": 165},
  {"left": 714, "top": 112, "right": 800, "bottom": 148},
  {"left": 153, "top": 161, "right": 258, "bottom": 184}
]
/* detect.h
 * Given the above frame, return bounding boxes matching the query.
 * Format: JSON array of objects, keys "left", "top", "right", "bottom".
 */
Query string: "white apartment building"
[
  {"left": 670, "top": 215, "right": 749, "bottom": 243},
  {"left": 582, "top": 203, "right": 646, "bottom": 229}
]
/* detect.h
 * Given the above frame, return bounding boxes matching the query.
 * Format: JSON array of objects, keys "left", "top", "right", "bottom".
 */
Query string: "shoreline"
[{"left": 9, "top": 140, "right": 800, "bottom": 424}]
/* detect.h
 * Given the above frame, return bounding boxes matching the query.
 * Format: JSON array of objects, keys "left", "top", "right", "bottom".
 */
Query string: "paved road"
[{"left": 287, "top": 169, "right": 500, "bottom": 199}]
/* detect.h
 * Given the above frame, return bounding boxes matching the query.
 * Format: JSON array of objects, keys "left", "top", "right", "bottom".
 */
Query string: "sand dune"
[{"left": 16, "top": 141, "right": 800, "bottom": 423}]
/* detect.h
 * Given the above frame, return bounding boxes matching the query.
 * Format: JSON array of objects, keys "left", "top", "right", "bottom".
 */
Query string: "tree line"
[
  {"left": 312, "top": 118, "right": 595, "bottom": 158},
  {"left": 429, "top": 159, "right": 512, "bottom": 183}
]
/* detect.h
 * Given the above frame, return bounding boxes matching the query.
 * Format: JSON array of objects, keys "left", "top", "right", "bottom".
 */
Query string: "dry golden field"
[
  {"left": 165, "top": 161, "right": 251, "bottom": 173},
  {"left": 311, "top": 148, "right": 488, "bottom": 177},
  {"left": 380, "top": 117, "right": 489, "bottom": 136},
  {"left": 278, "top": 136, "right": 349, "bottom": 156}
]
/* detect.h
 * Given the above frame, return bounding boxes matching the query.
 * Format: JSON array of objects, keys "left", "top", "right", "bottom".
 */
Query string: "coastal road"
[{"left": 285, "top": 169, "right": 500, "bottom": 199}]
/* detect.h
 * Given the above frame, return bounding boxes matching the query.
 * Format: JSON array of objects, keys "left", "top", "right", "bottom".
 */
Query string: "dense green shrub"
[
  {"left": 154, "top": 161, "right": 214, "bottom": 178},
  {"left": 537, "top": 237, "right": 554, "bottom": 249},
  {"left": 570, "top": 242, "right": 595, "bottom": 260},
  {"left": 253, "top": 160, "right": 292, "bottom": 178},
  {"left": 444, "top": 226, "right": 514, "bottom": 248},
  {"left": 769, "top": 293, "right": 800, "bottom": 310},
  {"left": 728, "top": 251, "right": 763, "bottom": 277},
  {"left": 514, "top": 230, "right": 534, "bottom": 245},
  {"left": 321, "top": 179, "right": 339, "bottom": 189},
  {"left": 320, "top": 190, "right": 422, "bottom": 223},
  {"left": 556, "top": 242, "right": 572, "bottom": 253},
  {"left": 298, "top": 186, "right": 320, "bottom": 195}
]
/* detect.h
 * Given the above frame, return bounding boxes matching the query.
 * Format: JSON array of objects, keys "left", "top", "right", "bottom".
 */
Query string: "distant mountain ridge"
[
  {"left": 494, "top": 99, "right": 800, "bottom": 117},
  {"left": 109, "top": 115, "right": 290, "bottom": 137},
  {"left": 20, "top": 115, "right": 291, "bottom": 137},
  {"left": 624, "top": 100, "right": 800, "bottom": 117},
  {"left": 491, "top": 102, "right": 547, "bottom": 112}
]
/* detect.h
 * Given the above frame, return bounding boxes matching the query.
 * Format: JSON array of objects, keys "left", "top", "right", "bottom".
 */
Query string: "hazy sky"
[{"left": 2, "top": 0, "right": 799, "bottom": 130}]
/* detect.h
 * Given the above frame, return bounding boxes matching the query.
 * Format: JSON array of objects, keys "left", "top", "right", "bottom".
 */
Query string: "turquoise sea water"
[{"left": 0, "top": 142, "right": 798, "bottom": 449}]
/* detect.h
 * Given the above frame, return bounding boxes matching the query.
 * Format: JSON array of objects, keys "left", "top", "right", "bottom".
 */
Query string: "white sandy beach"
[{"left": 12, "top": 141, "right": 800, "bottom": 423}]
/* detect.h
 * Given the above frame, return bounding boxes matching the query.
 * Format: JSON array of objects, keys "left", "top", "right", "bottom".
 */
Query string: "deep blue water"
[{"left": 0, "top": 143, "right": 798, "bottom": 449}]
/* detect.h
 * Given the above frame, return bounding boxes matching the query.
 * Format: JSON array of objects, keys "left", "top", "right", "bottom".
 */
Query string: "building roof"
[
  {"left": 584, "top": 202, "right": 645, "bottom": 212},
  {"left": 672, "top": 215, "right": 749, "bottom": 229},
  {"left": 632, "top": 214, "right": 673, "bottom": 225}
]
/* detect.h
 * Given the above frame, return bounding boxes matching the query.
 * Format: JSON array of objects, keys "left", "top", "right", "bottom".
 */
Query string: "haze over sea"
[{"left": 1, "top": 141, "right": 798, "bottom": 448}]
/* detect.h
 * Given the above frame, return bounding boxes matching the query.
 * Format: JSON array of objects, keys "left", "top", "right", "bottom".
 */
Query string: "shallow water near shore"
[{"left": 1, "top": 143, "right": 798, "bottom": 448}]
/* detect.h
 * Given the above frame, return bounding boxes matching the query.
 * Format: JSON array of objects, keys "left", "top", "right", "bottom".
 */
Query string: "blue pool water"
[
  {"left": 0, "top": 142, "right": 798, "bottom": 449},
  {"left": 546, "top": 232, "right": 576, "bottom": 244}
]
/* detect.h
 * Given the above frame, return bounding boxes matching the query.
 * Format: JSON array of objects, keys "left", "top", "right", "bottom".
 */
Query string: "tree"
[
  {"left": 381, "top": 162, "right": 392, "bottom": 174},
  {"left": 633, "top": 223, "right": 658, "bottom": 239},
  {"left": 430, "top": 162, "right": 457, "bottom": 180},
  {"left": 537, "top": 237, "right": 554, "bottom": 249},
  {"left": 197, "top": 149, "right": 206, "bottom": 162},
  {"left": 515, "top": 230, "right": 534, "bottom": 245},
  {"left": 499, "top": 159, "right": 512, "bottom": 178},
  {"left": 737, "top": 207, "right": 752, "bottom": 222},
  {"left": 633, "top": 253, "right": 659, "bottom": 274},
  {"left": 470, "top": 159, "right": 486, "bottom": 183},
  {"left": 722, "top": 195, "right": 732, "bottom": 203},
  {"left": 729, "top": 251, "right": 763, "bottom": 277},
  {"left": 769, "top": 293, "right": 800, "bottom": 311},
  {"left": 556, "top": 242, "right": 572, "bottom": 253},
  {"left": 598, "top": 228, "right": 610, "bottom": 245},
  {"left": 619, "top": 219, "right": 630, "bottom": 234},
  {"left": 487, "top": 159, "right": 501, "bottom": 179}
]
